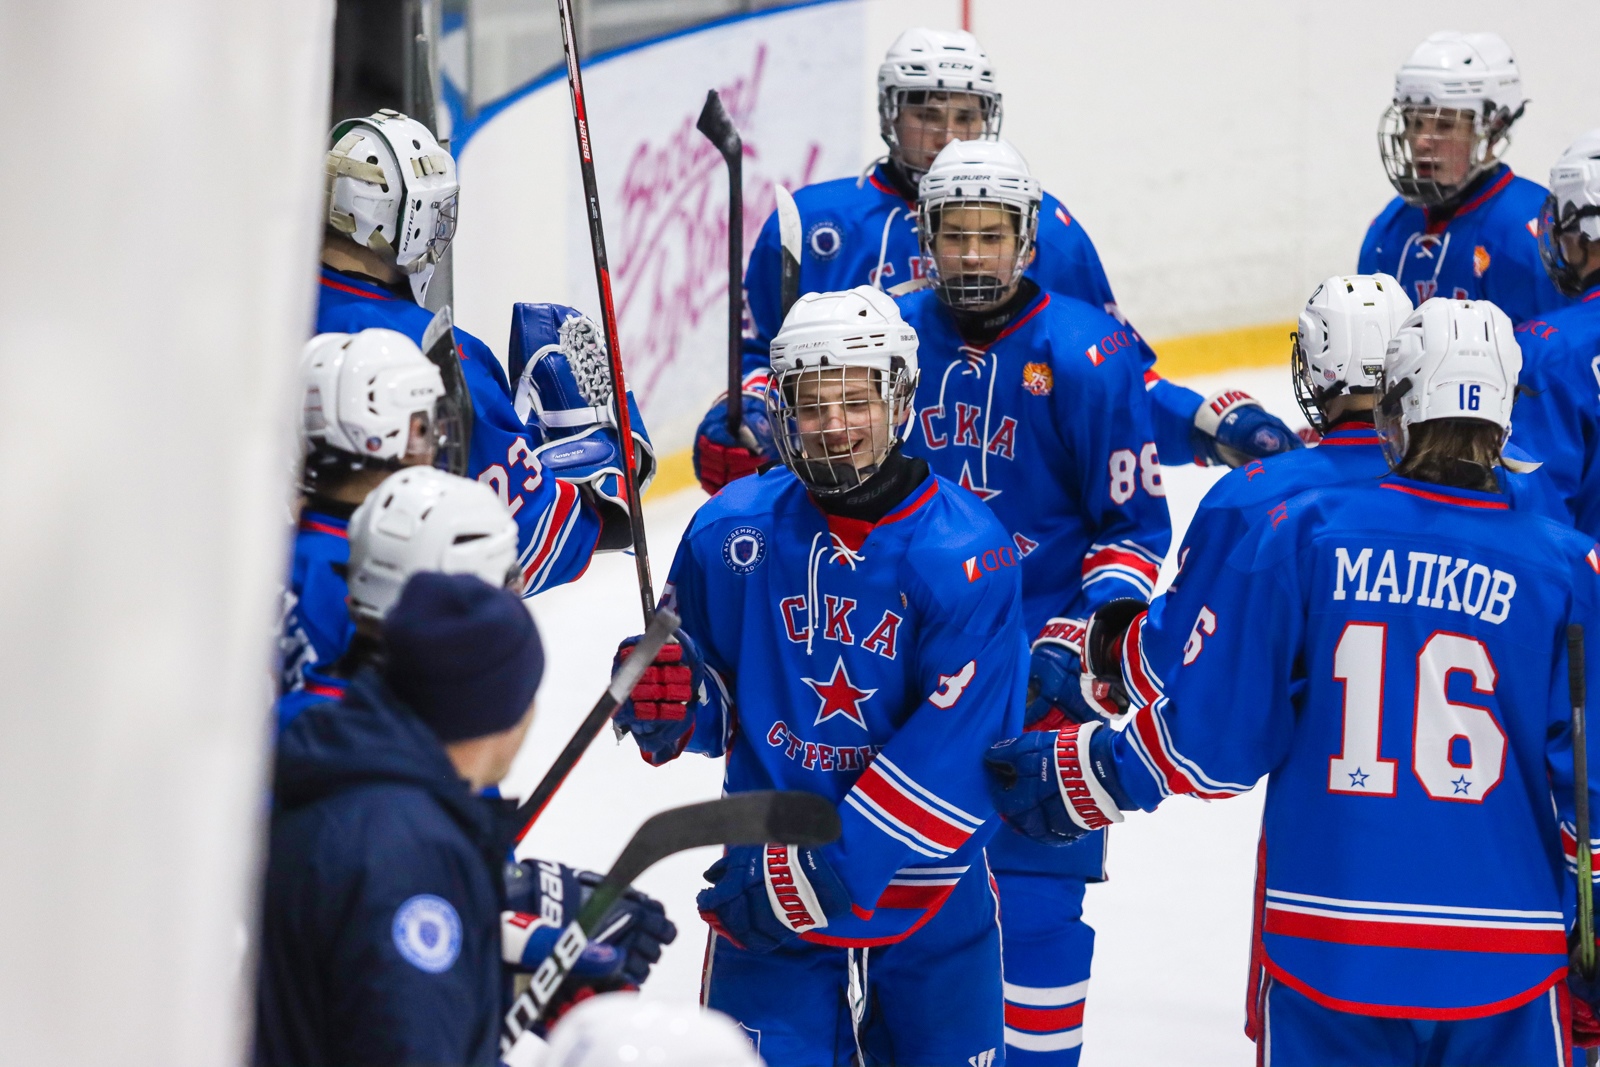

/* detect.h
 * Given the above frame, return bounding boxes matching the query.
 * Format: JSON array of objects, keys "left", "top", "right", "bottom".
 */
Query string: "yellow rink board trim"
[{"left": 641, "top": 319, "right": 1297, "bottom": 500}]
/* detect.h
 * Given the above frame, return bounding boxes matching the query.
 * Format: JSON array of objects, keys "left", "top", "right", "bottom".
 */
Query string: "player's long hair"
[{"left": 1395, "top": 418, "right": 1504, "bottom": 492}]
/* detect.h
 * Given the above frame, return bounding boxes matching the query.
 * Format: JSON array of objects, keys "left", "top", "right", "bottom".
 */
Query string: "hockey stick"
[
  {"left": 774, "top": 184, "right": 802, "bottom": 320},
  {"left": 420, "top": 305, "right": 473, "bottom": 477},
  {"left": 1572, "top": 623, "right": 1595, "bottom": 981},
  {"left": 510, "top": 608, "right": 680, "bottom": 845},
  {"left": 554, "top": 0, "right": 654, "bottom": 625},
  {"left": 695, "top": 90, "right": 745, "bottom": 440},
  {"left": 499, "top": 790, "right": 842, "bottom": 1061}
]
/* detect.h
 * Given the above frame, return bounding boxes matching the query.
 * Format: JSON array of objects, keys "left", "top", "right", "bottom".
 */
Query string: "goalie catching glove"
[
  {"left": 696, "top": 843, "right": 849, "bottom": 953},
  {"left": 984, "top": 722, "right": 1134, "bottom": 846},
  {"left": 510, "top": 303, "right": 656, "bottom": 550}
]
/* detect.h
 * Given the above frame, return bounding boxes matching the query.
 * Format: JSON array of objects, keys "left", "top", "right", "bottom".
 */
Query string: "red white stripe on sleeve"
[
  {"left": 844, "top": 754, "right": 985, "bottom": 860},
  {"left": 1124, "top": 701, "right": 1254, "bottom": 801},
  {"left": 1119, "top": 611, "right": 1163, "bottom": 710},
  {"left": 519, "top": 479, "right": 582, "bottom": 593},
  {"left": 1081, "top": 540, "right": 1161, "bottom": 599}
]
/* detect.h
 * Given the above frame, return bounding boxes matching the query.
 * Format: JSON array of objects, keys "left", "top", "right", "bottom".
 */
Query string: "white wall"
[
  {"left": 453, "top": 0, "right": 1600, "bottom": 453},
  {"left": 0, "top": 2, "right": 331, "bottom": 1064}
]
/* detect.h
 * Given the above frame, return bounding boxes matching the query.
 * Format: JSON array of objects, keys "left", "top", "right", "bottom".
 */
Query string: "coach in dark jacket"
[{"left": 256, "top": 572, "right": 544, "bottom": 1067}]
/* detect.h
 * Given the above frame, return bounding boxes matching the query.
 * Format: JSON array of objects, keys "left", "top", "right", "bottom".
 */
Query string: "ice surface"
[{"left": 505, "top": 365, "right": 1299, "bottom": 1065}]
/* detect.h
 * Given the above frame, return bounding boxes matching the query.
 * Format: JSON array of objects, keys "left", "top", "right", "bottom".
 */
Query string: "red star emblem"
[
  {"left": 803, "top": 657, "right": 877, "bottom": 729},
  {"left": 957, "top": 461, "right": 1001, "bottom": 501}
]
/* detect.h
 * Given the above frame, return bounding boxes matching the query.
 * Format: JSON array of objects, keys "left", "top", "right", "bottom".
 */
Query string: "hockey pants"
[
  {"left": 1257, "top": 974, "right": 1573, "bottom": 1066},
  {"left": 994, "top": 871, "right": 1094, "bottom": 1065},
  {"left": 704, "top": 864, "right": 1005, "bottom": 1066}
]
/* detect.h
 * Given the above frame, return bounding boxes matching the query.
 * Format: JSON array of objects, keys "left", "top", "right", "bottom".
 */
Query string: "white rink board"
[{"left": 505, "top": 362, "right": 1297, "bottom": 1065}]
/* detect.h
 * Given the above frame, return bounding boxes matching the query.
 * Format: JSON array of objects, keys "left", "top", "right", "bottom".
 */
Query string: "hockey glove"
[
  {"left": 1192, "top": 389, "right": 1302, "bottom": 468},
  {"left": 1028, "top": 617, "right": 1121, "bottom": 727},
  {"left": 613, "top": 632, "right": 703, "bottom": 764},
  {"left": 985, "top": 722, "right": 1131, "bottom": 846},
  {"left": 503, "top": 859, "right": 678, "bottom": 988},
  {"left": 697, "top": 843, "right": 849, "bottom": 953},
  {"left": 693, "top": 371, "right": 777, "bottom": 495},
  {"left": 1080, "top": 598, "right": 1150, "bottom": 717},
  {"left": 1572, "top": 979, "right": 1600, "bottom": 1050}
]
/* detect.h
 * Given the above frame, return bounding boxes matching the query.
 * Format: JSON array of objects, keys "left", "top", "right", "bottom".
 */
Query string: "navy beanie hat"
[{"left": 382, "top": 572, "right": 545, "bottom": 743}]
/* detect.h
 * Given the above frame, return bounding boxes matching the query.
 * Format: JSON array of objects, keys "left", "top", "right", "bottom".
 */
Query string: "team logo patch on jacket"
[
  {"left": 392, "top": 894, "right": 462, "bottom": 973},
  {"left": 807, "top": 221, "right": 843, "bottom": 260},
  {"left": 1022, "top": 361, "right": 1053, "bottom": 396},
  {"left": 1473, "top": 245, "right": 1491, "bottom": 277}
]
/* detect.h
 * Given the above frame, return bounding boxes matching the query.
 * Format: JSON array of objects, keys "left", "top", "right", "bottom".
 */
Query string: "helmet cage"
[
  {"left": 918, "top": 197, "right": 1037, "bottom": 311},
  {"left": 766, "top": 361, "right": 919, "bottom": 496},
  {"left": 1378, "top": 102, "right": 1519, "bottom": 207},
  {"left": 880, "top": 88, "right": 1003, "bottom": 179},
  {"left": 1539, "top": 193, "right": 1600, "bottom": 297},
  {"left": 302, "top": 395, "right": 460, "bottom": 492}
]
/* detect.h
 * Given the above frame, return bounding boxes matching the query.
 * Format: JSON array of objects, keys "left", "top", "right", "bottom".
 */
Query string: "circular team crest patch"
[
  {"left": 392, "top": 894, "right": 462, "bottom": 973},
  {"left": 807, "top": 221, "right": 843, "bottom": 260},
  {"left": 722, "top": 526, "right": 767, "bottom": 574}
]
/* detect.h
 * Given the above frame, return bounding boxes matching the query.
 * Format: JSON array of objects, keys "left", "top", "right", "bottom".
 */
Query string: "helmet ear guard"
[{"left": 1291, "top": 274, "right": 1413, "bottom": 432}]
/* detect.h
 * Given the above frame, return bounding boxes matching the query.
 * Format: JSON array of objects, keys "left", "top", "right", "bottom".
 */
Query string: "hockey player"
[
  {"left": 613, "top": 288, "right": 1027, "bottom": 1067},
  {"left": 276, "top": 464, "right": 524, "bottom": 730},
  {"left": 693, "top": 29, "right": 1299, "bottom": 495},
  {"left": 1360, "top": 32, "right": 1569, "bottom": 322},
  {"left": 281, "top": 328, "right": 454, "bottom": 707},
  {"left": 1512, "top": 130, "right": 1600, "bottom": 537},
  {"left": 987, "top": 297, "right": 1600, "bottom": 1066},
  {"left": 875, "top": 136, "right": 1168, "bottom": 1065},
  {"left": 318, "top": 110, "right": 652, "bottom": 577}
]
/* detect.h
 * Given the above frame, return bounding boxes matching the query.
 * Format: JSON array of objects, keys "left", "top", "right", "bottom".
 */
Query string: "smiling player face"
[{"left": 791, "top": 367, "right": 890, "bottom": 473}]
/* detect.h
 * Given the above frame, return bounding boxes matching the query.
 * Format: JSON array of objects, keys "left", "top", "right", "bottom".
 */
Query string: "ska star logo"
[
  {"left": 956, "top": 461, "right": 1001, "bottom": 501},
  {"left": 803, "top": 657, "right": 877, "bottom": 729}
]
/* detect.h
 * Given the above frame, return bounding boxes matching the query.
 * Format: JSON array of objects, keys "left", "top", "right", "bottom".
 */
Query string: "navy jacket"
[{"left": 256, "top": 670, "right": 509, "bottom": 1067}]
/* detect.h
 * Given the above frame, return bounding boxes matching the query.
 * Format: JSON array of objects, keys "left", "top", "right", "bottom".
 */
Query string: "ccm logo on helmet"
[{"left": 963, "top": 546, "right": 1017, "bottom": 582}]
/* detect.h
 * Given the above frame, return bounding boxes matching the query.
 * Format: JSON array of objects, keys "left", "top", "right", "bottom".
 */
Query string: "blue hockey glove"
[
  {"left": 612, "top": 631, "right": 704, "bottom": 765},
  {"left": 1192, "top": 389, "right": 1303, "bottom": 468},
  {"left": 693, "top": 370, "right": 777, "bottom": 495},
  {"left": 697, "top": 843, "right": 849, "bottom": 953},
  {"left": 1027, "top": 616, "right": 1127, "bottom": 727},
  {"left": 503, "top": 858, "right": 678, "bottom": 988},
  {"left": 511, "top": 302, "right": 656, "bottom": 488},
  {"left": 985, "top": 722, "right": 1131, "bottom": 846}
]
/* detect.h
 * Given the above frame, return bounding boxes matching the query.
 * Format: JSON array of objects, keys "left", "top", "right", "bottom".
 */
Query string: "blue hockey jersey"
[
  {"left": 897, "top": 288, "right": 1172, "bottom": 631},
  {"left": 898, "top": 286, "right": 1171, "bottom": 881},
  {"left": 1104, "top": 474, "right": 1600, "bottom": 1018},
  {"left": 660, "top": 466, "right": 1028, "bottom": 947},
  {"left": 1359, "top": 165, "right": 1571, "bottom": 323},
  {"left": 1512, "top": 286, "right": 1600, "bottom": 538},
  {"left": 741, "top": 163, "right": 1207, "bottom": 462},
  {"left": 1131, "top": 422, "right": 1571, "bottom": 695},
  {"left": 278, "top": 508, "right": 354, "bottom": 698},
  {"left": 316, "top": 268, "right": 601, "bottom": 594}
]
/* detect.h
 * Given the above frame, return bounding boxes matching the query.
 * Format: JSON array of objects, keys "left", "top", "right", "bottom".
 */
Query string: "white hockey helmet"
[
  {"left": 767, "top": 286, "right": 920, "bottom": 496},
  {"left": 300, "top": 329, "right": 450, "bottom": 490},
  {"left": 325, "top": 109, "right": 459, "bottom": 305},
  {"left": 1379, "top": 32, "right": 1525, "bottom": 207},
  {"left": 1292, "top": 274, "right": 1414, "bottom": 432},
  {"left": 540, "top": 993, "right": 762, "bottom": 1067},
  {"left": 878, "top": 28, "right": 1002, "bottom": 179},
  {"left": 1539, "top": 128, "right": 1600, "bottom": 297},
  {"left": 917, "top": 138, "right": 1041, "bottom": 311},
  {"left": 345, "top": 467, "right": 521, "bottom": 623},
  {"left": 1375, "top": 298, "right": 1522, "bottom": 470}
]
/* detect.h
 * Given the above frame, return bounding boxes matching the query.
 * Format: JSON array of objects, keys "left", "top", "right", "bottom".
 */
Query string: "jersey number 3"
[{"left": 1327, "top": 622, "right": 1506, "bottom": 803}]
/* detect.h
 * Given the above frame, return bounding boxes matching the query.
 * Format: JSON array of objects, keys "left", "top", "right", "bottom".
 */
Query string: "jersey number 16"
[{"left": 1327, "top": 622, "right": 1505, "bottom": 802}]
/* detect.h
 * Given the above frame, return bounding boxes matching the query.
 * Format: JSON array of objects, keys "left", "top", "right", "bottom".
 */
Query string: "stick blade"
[
  {"left": 774, "top": 184, "right": 802, "bottom": 263},
  {"left": 607, "top": 791, "right": 841, "bottom": 890},
  {"left": 695, "top": 89, "right": 740, "bottom": 156}
]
